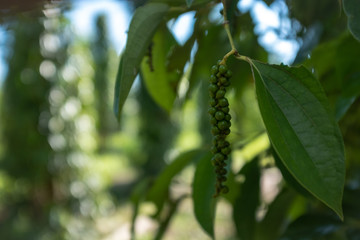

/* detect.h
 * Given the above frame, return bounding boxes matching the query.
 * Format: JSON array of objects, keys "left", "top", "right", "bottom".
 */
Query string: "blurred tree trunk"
[
  {"left": 0, "top": 10, "right": 55, "bottom": 239},
  {"left": 91, "top": 14, "right": 116, "bottom": 151}
]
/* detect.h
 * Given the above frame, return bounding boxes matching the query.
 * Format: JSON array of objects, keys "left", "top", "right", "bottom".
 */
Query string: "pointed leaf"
[
  {"left": 273, "top": 150, "right": 312, "bottom": 198},
  {"left": 251, "top": 60, "right": 345, "bottom": 219},
  {"left": 256, "top": 189, "right": 296, "bottom": 240},
  {"left": 192, "top": 152, "right": 216, "bottom": 238},
  {"left": 304, "top": 33, "right": 360, "bottom": 119},
  {"left": 130, "top": 178, "right": 151, "bottom": 239},
  {"left": 113, "top": 3, "right": 169, "bottom": 119},
  {"left": 233, "top": 157, "right": 260, "bottom": 240},
  {"left": 280, "top": 214, "right": 343, "bottom": 239},
  {"left": 141, "top": 24, "right": 180, "bottom": 112},
  {"left": 147, "top": 149, "right": 206, "bottom": 213},
  {"left": 343, "top": 0, "right": 360, "bottom": 41}
]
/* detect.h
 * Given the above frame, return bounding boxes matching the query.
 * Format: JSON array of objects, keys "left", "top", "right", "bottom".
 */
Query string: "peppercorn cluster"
[{"left": 208, "top": 62, "right": 232, "bottom": 197}]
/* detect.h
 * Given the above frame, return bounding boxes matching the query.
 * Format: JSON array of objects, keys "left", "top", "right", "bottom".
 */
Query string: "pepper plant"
[{"left": 114, "top": 0, "right": 360, "bottom": 239}]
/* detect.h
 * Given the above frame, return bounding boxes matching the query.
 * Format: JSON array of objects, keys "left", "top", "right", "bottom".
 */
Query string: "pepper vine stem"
[{"left": 220, "top": 0, "right": 250, "bottom": 65}]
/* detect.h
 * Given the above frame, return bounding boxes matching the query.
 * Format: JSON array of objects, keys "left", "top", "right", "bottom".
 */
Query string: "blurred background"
[{"left": 0, "top": 0, "right": 359, "bottom": 239}]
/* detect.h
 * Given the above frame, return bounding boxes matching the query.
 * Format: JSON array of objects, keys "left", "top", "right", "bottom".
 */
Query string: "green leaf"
[
  {"left": 113, "top": 3, "right": 169, "bottom": 119},
  {"left": 304, "top": 33, "right": 360, "bottom": 119},
  {"left": 141, "top": 24, "right": 180, "bottom": 112},
  {"left": 273, "top": 150, "right": 312, "bottom": 198},
  {"left": 154, "top": 195, "right": 187, "bottom": 240},
  {"left": 130, "top": 178, "right": 151, "bottom": 239},
  {"left": 192, "top": 152, "right": 216, "bottom": 239},
  {"left": 343, "top": 0, "right": 360, "bottom": 41},
  {"left": 255, "top": 189, "right": 296, "bottom": 240},
  {"left": 167, "top": 28, "right": 196, "bottom": 72},
  {"left": 233, "top": 157, "right": 260, "bottom": 240},
  {"left": 188, "top": 25, "right": 225, "bottom": 98},
  {"left": 147, "top": 149, "right": 206, "bottom": 214},
  {"left": 280, "top": 214, "right": 343, "bottom": 240},
  {"left": 251, "top": 60, "right": 345, "bottom": 219}
]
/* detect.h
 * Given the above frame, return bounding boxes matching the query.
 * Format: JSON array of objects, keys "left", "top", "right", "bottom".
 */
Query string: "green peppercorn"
[
  {"left": 217, "top": 139, "right": 226, "bottom": 148},
  {"left": 218, "top": 120, "right": 229, "bottom": 130},
  {"left": 213, "top": 135, "right": 223, "bottom": 142},
  {"left": 223, "top": 81, "right": 231, "bottom": 87},
  {"left": 209, "top": 60, "right": 233, "bottom": 197},
  {"left": 211, "top": 126, "right": 220, "bottom": 135},
  {"left": 216, "top": 90, "right": 226, "bottom": 99},
  {"left": 209, "top": 84, "right": 218, "bottom": 93},
  {"left": 219, "top": 64, "right": 227, "bottom": 74},
  {"left": 210, "top": 117, "right": 217, "bottom": 125},
  {"left": 225, "top": 70, "right": 232, "bottom": 78},
  {"left": 211, "top": 157, "right": 217, "bottom": 166},
  {"left": 218, "top": 176, "right": 227, "bottom": 182},
  {"left": 210, "top": 74, "right": 217, "bottom": 83},
  {"left": 219, "top": 77, "right": 228, "bottom": 85},
  {"left": 211, "top": 146, "right": 218, "bottom": 154},
  {"left": 214, "top": 153, "right": 225, "bottom": 161},
  {"left": 208, "top": 107, "right": 216, "bottom": 115},
  {"left": 220, "top": 168, "right": 227, "bottom": 175},
  {"left": 211, "top": 65, "right": 218, "bottom": 74},
  {"left": 219, "top": 161, "right": 226, "bottom": 167},
  {"left": 221, "top": 147, "right": 231, "bottom": 155},
  {"left": 221, "top": 186, "right": 229, "bottom": 194},
  {"left": 221, "top": 107, "right": 229, "bottom": 113},
  {"left": 219, "top": 98, "right": 229, "bottom": 107},
  {"left": 210, "top": 99, "right": 217, "bottom": 107},
  {"left": 215, "top": 111, "right": 225, "bottom": 120}
]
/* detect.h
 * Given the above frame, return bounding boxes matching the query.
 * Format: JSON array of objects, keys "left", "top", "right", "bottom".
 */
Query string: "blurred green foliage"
[{"left": 0, "top": 0, "right": 360, "bottom": 240}]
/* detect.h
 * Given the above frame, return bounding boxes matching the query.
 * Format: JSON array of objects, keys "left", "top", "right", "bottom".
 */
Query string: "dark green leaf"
[
  {"left": 343, "top": 0, "right": 360, "bottom": 41},
  {"left": 343, "top": 186, "right": 360, "bottom": 219},
  {"left": 346, "top": 228, "right": 360, "bottom": 240},
  {"left": 167, "top": 27, "right": 196, "bottom": 72},
  {"left": 251, "top": 60, "right": 345, "bottom": 219},
  {"left": 114, "top": 3, "right": 169, "bottom": 119},
  {"left": 280, "top": 214, "right": 343, "bottom": 240},
  {"left": 154, "top": 195, "right": 187, "bottom": 240},
  {"left": 273, "top": 150, "right": 312, "bottom": 198},
  {"left": 147, "top": 149, "right": 206, "bottom": 213},
  {"left": 221, "top": 165, "right": 240, "bottom": 204},
  {"left": 188, "top": 25, "right": 226, "bottom": 98},
  {"left": 141, "top": 24, "right": 180, "bottom": 112},
  {"left": 233, "top": 157, "right": 260, "bottom": 240},
  {"left": 255, "top": 188, "right": 296, "bottom": 240},
  {"left": 304, "top": 33, "right": 360, "bottom": 119},
  {"left": 130, "top": 178, "right": 151, "bottom": 239},
  {"left": 192, "top": 152, "right": 216, "bottom": 239}
]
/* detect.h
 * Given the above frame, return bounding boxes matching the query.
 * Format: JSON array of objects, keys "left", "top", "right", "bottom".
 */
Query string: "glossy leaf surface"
[
  {"left": 233, "top": 157, "right": 260, "bottom": 240},
  {"left": 343, "top": 0, "right": 360, "bottom": 41},
  {"left": 252, "top": 60, "right": 345, "bottom": 219},
  {"left": 147, "top": 149, "right": 205, "bottom": 213},
  {"left": 141, "top": 25, "right": 180, "bottom": 112},
  {"left": 114, "top": 3, "right": 169, "bottom": 119},
  {"left": 192, "top": 152, "right": 216, "bottom": 238}
]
